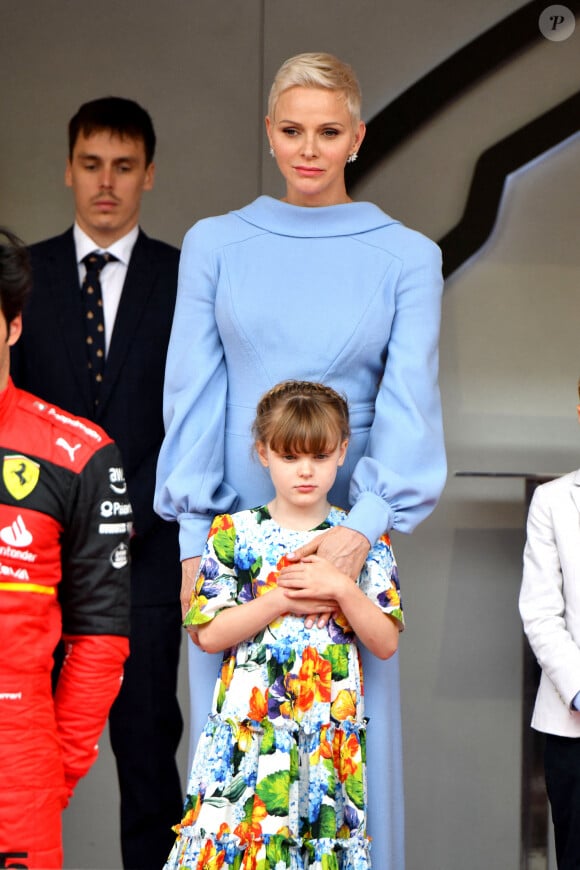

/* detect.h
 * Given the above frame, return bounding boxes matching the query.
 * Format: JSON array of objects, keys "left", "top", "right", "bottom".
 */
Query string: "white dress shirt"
[{"left": 74, "top": 223, "right": 139, "bottom": 355}]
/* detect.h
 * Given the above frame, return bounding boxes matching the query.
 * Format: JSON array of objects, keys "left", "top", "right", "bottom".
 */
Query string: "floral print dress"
[{"left": 164, "top": 506, "right": 403, "bottom": 870}]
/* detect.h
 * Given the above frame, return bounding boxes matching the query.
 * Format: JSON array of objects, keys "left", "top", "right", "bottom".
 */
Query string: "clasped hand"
[
  {"left": 277, "top": 555, "right": 344, "bottom": 619},
  {"left": 280, "top": 525, "right": 370, "bottom": 628}
]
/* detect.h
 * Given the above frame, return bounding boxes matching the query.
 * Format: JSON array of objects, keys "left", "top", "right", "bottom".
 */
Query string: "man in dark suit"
[{"left": 11, "top": 97, "right": 184, "bottom": 870}]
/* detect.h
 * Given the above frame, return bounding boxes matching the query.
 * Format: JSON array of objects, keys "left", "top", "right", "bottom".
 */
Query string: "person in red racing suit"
[{"left": 0, "top": 228, "right": 131, "bottom": 870}]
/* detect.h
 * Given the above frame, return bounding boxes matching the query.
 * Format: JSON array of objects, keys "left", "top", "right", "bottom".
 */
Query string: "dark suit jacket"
[{"left": 11, "top": 227, "right": 181, "bottom": 605}]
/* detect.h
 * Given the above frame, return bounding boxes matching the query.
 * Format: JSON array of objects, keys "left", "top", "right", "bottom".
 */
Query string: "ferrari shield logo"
[{"left": 3, "top": 455, "right": 40, "bottom": 500}]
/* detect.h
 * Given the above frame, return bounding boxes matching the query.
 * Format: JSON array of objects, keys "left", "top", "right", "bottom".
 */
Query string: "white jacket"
[{"left": 520, "top": 470, "right": 580, "bottom": 736}]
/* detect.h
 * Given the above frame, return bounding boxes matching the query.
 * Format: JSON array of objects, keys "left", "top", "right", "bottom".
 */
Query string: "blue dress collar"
[{"left": 232, "top": 195, "right": 397, "bottom": 238}]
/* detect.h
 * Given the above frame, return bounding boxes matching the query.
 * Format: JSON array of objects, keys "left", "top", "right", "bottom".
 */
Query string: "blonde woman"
[{"left": 155, "top": 52, "right": 446, "bottom": 868}]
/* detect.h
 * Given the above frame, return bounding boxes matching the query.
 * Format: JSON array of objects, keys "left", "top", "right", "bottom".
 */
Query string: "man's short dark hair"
[
  {"left": 68, "top": 97, "right": 156, "bottom": 166},
  {"left": 0, "top": 228, "right": 31, "bottom": 325}
]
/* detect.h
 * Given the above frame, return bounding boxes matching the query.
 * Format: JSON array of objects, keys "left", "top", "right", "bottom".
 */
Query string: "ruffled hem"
[
  {"left": 164, "top": 830, "right": 371, "bottom": 870},
  {"left": 204, "top": 711, "right": 368, "bottom": 737}
]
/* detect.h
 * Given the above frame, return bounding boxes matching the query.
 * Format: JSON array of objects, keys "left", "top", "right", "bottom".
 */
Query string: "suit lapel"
[
  {"left": 48, "top": 230, "right": 94, "bottom": 415},
  {"left": 99, "top": 231, "right": 155, "bottom": 413}
]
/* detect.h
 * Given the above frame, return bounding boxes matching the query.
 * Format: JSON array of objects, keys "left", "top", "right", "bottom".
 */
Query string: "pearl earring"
[
  {"left": 347, "top": 152, "right": 358, "bottom": 164},
  {"left": 269, "top": 147, "right": 275, "bottom": 158}
]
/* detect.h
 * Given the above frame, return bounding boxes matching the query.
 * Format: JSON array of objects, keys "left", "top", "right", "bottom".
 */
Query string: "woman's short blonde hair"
[{"left": 267, "top": 52, "right": 362, "bottom": 126}]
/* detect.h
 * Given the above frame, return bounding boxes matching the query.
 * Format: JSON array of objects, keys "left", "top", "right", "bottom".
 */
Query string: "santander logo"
[{"left": 0, "top": 514, "right": 33, "bottom": 547}]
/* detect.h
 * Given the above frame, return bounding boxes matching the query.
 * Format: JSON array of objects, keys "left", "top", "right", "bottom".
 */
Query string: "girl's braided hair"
[{"left": 252, "top": 380, "right": 350, "bottom": 455}]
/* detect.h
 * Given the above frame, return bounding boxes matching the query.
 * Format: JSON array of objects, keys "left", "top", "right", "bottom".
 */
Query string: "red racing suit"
[{"left": 0, "top": 379, "right": 131, "bottom": 870}]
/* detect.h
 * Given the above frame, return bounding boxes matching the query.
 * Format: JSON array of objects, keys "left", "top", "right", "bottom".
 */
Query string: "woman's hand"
[
  {"left": 181, "top": 556, "right": 201, "bottom": 620},
  {"left": 294, "top": 526, "right": 371, "bottom": 579}
]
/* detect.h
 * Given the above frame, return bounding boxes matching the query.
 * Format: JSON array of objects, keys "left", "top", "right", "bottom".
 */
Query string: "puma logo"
[{"left": 56, "top": 437, "right": 82, "bottom": 462}]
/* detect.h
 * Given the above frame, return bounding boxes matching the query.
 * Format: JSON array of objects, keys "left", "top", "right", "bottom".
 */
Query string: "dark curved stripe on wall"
[
  {"left": 439, "top": 92, "right": 580, "bottom": 277},
  {"left": 349, "top": 1, "right": 544, "bottom": 186},
  {"left": 349, "top": 0, "right": 580, "bottom": 277}
]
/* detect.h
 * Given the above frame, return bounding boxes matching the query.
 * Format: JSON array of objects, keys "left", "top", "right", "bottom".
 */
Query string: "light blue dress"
[{"left": 155, "top": 195, "right": 446, "bottom": 868}]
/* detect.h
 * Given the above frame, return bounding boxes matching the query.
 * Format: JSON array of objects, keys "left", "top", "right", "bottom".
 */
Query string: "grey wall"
[{"left": 2, "top": 2, "right": 578, "bottom": 867}]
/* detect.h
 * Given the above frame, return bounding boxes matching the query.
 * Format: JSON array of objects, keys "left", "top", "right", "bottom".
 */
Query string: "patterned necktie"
[{"left": 81, "top": 251, "right": 117, "bottom": 410}]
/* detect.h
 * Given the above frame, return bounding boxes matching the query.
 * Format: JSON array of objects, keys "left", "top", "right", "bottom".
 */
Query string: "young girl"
[{"left": 164, "top": 380, "right": 403, "bottom": 870}]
